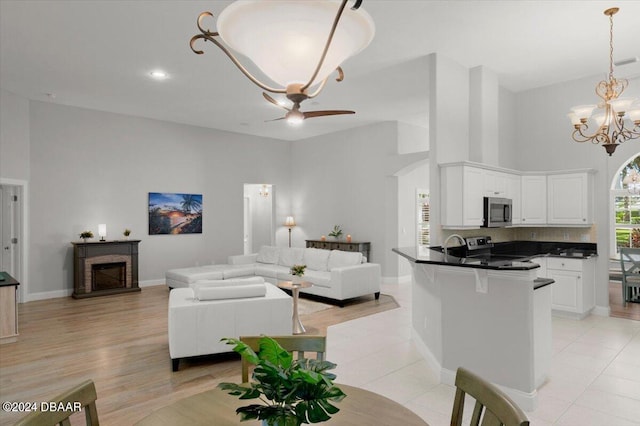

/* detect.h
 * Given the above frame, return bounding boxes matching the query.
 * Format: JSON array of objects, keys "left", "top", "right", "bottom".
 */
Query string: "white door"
[{"left": 1, "top": 185, "right": 15, "bottom": 274}]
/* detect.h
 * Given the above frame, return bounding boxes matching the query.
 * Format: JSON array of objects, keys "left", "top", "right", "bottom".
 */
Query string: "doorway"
[
  {"left": 243, "top": 184, "right": 275, "bottom": 254},
  {"left": 0, "top": 180, "right": 26, "bottom": 302}
]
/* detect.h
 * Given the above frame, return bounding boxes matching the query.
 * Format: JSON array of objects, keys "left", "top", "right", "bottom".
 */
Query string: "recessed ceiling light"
[{"left": 149, "top": 70, "right": 169, "bottom": 80}]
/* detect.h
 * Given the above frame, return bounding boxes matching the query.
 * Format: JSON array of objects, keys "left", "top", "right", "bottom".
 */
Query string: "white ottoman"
[{"left": 168, "top": 282, "right": 292, "bottom": 371}]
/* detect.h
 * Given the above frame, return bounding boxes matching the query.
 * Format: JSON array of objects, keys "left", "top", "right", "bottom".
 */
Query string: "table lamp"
[{"left": 98, "top": 224, "right": 107, "bottom": 242}]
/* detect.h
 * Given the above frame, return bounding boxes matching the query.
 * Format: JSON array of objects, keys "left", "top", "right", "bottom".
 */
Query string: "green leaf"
[
  {"left": 258, "top": 337, "right": 293, "bottom": 369},
  {"left": 221, "top": 337, "right": 260, "bottom": 365}
]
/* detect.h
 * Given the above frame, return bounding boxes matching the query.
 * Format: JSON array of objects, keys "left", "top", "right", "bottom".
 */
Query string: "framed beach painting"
[{"left": 148, "top": 192, "right": 203, "bottom": 235}]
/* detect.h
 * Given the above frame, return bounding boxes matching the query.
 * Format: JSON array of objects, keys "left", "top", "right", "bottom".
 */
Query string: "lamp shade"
[
  {"left": 98, "top": 224, "right": 107, "bottom": 238},
  {"left": 217, "top": 0, "right": 375, "bottom": 88},
  {"left": 285, "top": 216, "right": 296, "bottom": 227}
]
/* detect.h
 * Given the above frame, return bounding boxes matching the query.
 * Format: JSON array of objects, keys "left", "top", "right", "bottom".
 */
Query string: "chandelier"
[
  {"left": 259, "top": 184, "right": 270, "bottom": 198},
  {"left": 190, "top": 1, "right": 375, "bottom": 125},
  {"left": 567, "top": 7, "right": 640, "bottom": 156},
  {"left": 624, "top": 170, "right": 640, "bottom": 195}
]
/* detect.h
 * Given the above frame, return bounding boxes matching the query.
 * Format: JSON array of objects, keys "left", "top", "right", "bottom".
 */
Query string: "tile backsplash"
[{"left": 441, "top": 226, "right": 596, "bottom": 244}]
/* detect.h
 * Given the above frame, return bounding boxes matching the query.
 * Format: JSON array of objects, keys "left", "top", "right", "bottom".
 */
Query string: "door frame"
[{"left": 0, "top": 178, "right": 28, "bottom": 302}]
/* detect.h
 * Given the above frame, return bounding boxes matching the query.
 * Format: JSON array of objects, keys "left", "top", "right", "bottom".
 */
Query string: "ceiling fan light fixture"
[
  {"left": 286, "top": 110, "right": 305, "bottom": 125},
  {"left": 216, "top": 0, "right": 375, "bottom": 88}
]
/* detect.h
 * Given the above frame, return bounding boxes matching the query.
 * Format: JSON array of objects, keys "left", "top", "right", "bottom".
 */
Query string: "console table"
[
  {"left": 305, "top": 240, "right": 371, "bottom": 261},
  {"left": 72, "top": 240, "right": 141, "bottom": 298},
  {"left": 0, "top": 271, "right": 19, "bottom": 344}
]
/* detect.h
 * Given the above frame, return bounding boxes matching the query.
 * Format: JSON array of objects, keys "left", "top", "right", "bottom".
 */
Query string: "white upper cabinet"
[
  {"left": 440, "top": 163, "right": 593, "bottom": 229},
  {"left": 521, "top": 175, "right": 547, "bottom": 225},
  {"left": 547, "top": 172, "right": 593, "bottom": 225},
  {"left": 482, "top": 170, "right": 508, "bottom": 197},
  {"left": 505, "top": 173, "right": 522, "bottom": 225},
  {"left": 441, "top": 164, "right": 484, "bottom": 228}
]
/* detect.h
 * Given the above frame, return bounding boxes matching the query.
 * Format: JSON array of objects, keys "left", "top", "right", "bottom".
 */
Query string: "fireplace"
[
  {"left": 92, "top": 262, "right": 126, "bottom": 291},
  {"left": 72, "top": 240, "right": 140, "bottom": 298}
]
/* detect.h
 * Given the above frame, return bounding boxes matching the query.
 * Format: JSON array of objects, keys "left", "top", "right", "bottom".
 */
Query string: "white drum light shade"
[{"left": 217, "top": 0, "right": 375, "bottom": 88}]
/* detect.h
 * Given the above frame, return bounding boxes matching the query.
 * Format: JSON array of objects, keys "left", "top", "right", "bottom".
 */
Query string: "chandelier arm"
[
  {"left": 351, "top": 0, "right": 363, "bottom": 10},
  {"left": 190, "top": 12, "right": 286, "bottom": 94},
  {"left": 300, "top": 0, "right": 350, "bottom": 92},
  {"left": 307, "top": 67, "right": 345, "bottom": 99}
]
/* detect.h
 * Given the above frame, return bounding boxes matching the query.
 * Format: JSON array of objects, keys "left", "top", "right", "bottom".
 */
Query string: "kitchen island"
[{"left": 394, "top": 245, "right": 552, "bottom": 411}]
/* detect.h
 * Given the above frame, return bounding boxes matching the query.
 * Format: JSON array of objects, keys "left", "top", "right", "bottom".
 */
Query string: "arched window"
[{"left": 612, "top": 155, "right": 640, "bottom": 253}]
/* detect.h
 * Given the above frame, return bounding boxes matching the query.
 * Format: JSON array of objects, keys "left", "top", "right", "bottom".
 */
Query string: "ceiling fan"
[
  {"left": 190, "top": 0, "right": 374, "bottom": 126},
  {"left": 262, "top": 91, "right": 355, "bottom": 125}
]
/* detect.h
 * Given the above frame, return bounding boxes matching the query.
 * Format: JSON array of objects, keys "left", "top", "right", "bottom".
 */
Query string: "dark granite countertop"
[{"left": 393, "top": 241, "right": 597, "bottom": 271}]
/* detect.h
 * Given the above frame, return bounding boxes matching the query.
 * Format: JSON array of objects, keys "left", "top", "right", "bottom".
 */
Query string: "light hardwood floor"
[{"left": 0, "top": 286, "right": 397, "bottom": 425}]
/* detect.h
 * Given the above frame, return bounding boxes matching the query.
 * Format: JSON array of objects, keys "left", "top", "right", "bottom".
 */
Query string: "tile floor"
[{"left": 327, "top": 283, "right": 640, "bottom": 426}]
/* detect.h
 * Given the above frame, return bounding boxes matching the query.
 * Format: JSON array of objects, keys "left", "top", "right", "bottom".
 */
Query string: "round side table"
[{"left": 277, "top": 280, "right": 313, "bottom": 334}]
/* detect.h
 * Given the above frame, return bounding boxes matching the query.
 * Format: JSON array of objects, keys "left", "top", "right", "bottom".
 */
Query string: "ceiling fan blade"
[
  {"left": 302, "top": 110, "right": 356, "bottom": 119},
  {"left": 262, "top": 92, "right": 290, "bottom": 111},
  {"left": 265, "top": 117, "right": 287, "bottom": 122}
]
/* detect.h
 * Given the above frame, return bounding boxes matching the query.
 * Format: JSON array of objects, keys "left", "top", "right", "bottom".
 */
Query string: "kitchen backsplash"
[{"left": 441, "top": 226, "right": 596, "bottom": 244}]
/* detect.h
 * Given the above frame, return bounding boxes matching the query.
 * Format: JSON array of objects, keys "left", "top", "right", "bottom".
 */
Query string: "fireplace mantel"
[{"left": 72, "top": 240, "right": 141, "bottom": 298}]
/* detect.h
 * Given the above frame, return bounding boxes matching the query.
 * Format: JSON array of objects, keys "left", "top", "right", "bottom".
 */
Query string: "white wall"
[
  {"left": 290, "top": 122, "right": 401, "bottom": 277},
  {"left": 0, "top": 89, "right": 30, "bottom": 180},
  {"left": 25, "top": 101, "right": 292, "bottom": 298}
]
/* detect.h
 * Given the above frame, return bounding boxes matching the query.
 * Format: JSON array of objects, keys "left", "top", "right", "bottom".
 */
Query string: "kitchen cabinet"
[
  {"left": 547, "top": 257, "right": 595, "bottom": 319},
  {"left": 521, "top": 175, "right": 547, "bottom": 225},
  {"left": 482, "top": 170, "right": 507, "bottom": 197},
  {"left": 505, "top": 173, "right": 522, "bottom": 225},
  {"left": 547, "top": 172, "right": 593, "bottom": 225},
  {"left": 440, "top": 164, "right": 484, "bottom": 228}
]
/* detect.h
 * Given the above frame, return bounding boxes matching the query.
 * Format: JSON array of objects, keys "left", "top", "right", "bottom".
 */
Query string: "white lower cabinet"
[{"left": 547, "top": 257, "right": 595, "bottom": 318}]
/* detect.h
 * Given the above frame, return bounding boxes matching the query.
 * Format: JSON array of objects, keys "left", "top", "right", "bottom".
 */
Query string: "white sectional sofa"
[
  {"left": 168, "top": 277, "right": 292, "bottom": 371},
  {"left": 165, "top": 246, "right": 381, "bottom": 304}
]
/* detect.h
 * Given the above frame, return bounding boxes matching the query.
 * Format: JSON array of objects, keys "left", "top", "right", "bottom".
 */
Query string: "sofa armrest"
[
  {"left": 228, "top": 253, "right": 258, "bottom": 265},
  {"left": 330, "top": 263, "right": 381, "bottom": 299}
]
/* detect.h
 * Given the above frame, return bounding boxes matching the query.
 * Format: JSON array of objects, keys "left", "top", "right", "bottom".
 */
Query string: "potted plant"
[
  {"left": 79, "top": 231, "right": 94, "bottom": 242},
  {"left": 328, "top": 225, "right": 343, "bottom": 240},
  {"left": 218, "top": 336, "right": 346, "bottom": 426},
  {"left": 290, "top": 264, "right": 306, "bottom": 284},
  {"left": 123, "top": 228, "right": 131, "bottom": 239}
]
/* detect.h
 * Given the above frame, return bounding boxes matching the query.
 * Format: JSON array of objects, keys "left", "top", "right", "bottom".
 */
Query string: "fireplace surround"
[{"left": 72, "top": 240, "right": 140, "bottom": 298}]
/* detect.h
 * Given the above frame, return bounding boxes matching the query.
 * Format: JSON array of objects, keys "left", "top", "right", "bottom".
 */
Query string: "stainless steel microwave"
[{"left": 483, "top": 197, "right": 512, "bottom": 227}]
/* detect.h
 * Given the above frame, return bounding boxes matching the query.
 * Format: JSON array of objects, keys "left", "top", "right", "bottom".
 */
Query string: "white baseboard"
[
  {"left": 24, "top": 280, "right": 165, "bottom": 302},
  {"left": 25, "top": 289, "right": 73, "bottom": 302},
  {"left": 139, "top": 279, "right": 165, "bottom": 288}
]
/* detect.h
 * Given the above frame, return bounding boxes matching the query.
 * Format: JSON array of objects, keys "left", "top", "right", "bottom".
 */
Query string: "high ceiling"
[{"left": 2, "top": 1, "right": 640, "bottom": 141}]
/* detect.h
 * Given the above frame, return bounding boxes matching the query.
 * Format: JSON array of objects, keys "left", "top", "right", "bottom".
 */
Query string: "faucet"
[{"left": 443, "top": 234, "right": 466, "bottom": 258}]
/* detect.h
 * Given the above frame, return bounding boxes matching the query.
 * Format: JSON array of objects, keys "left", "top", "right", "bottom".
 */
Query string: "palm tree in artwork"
[{"left": 181, "top": 195, "right": 202, "bottom": 214}]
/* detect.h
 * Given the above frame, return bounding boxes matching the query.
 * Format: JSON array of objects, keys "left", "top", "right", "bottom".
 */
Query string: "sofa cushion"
[
  {"left": 166, "top": 265, "right": 225, "bottom": 283},
  {"left": 256, "top": 246, "right": 280, "bottom": 264},
  {"left": 222, "top": 265, "right": 257, "bottom": 279},
  {"left": 194, "top": 283, "right": 266, "bottom": 300},
  {"left": 303, "top": 248, "right": 330, "bottom": 272},
  {"left": 255, "top": 263, "right": 286, "bottom": 278},
  {"left": 328, "top": 250, "right": 363, "bottom": 270},
  {"left": 278, "top": 247, "right": 305, "bottom": 267},
  {"left": 302, "top": 269, "right": 331, "bottom": 287}
]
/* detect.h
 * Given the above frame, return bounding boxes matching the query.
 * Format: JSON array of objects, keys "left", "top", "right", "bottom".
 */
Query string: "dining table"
[{"left": 135, "top": 383, "right": 429, "bottom": 425}]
